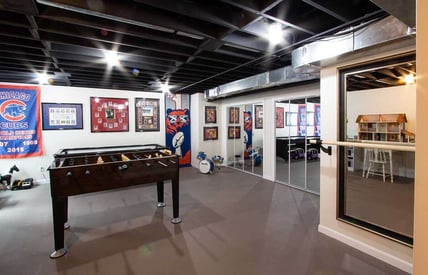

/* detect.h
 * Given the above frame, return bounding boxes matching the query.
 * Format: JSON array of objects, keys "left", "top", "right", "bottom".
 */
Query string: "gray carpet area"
[{"left": 0, "top": 167, "right": 408, "bottom": 275}]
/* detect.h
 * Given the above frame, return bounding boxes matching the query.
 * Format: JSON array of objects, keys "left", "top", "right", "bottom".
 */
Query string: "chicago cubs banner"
[{"left": 0, "top": 84, "right": 43, "bottom": 158}]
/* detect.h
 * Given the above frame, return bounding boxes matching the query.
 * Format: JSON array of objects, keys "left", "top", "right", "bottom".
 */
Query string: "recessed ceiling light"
[
  {"left": 160, "top": 83, "right": 171, "bottom": 93},
  {"left": 37, "top": 73, "right": 48, "bottom": 85},
  {"left": 104, "top": 50, "right": 119, "bottom": 67},
  {"left": 404, "top": 74, "right": 415, "bottom": 84},
  {"left": 268, "top": 22, "right": 282, "bottom": 45}
]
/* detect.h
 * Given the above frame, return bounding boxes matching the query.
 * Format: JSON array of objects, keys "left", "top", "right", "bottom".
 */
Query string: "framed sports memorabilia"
[
  {"left": 203, "top": 126, "right": 218, "bottom": 140},
  {"left": 42, "top": 103, "right": 83, "bottom": 130},
  {"left": 228, "top": 126, "right": 241, "bottom": 139},
  {"left": 276, "top": 107, "right": 284, "bottom": 128},
  {"left": 255, "top": 105, "right": 263, "bottom": 129},
  {"left": 205, "top": 106, "right": 217, "bottom": 124},
  {"left": 229, "top": 107, "right": 239, "bottom": 124},
  {"left": 135, "top": 98, "right": 160, "bottom": 132},
  {"left": 90, "top": 97, "right": 129, "bottom": 132}
]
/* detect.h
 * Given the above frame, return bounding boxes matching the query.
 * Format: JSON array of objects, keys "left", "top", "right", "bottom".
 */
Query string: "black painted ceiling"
[{"left": 0, "top": 0, "right": 388, "bottom": 93}]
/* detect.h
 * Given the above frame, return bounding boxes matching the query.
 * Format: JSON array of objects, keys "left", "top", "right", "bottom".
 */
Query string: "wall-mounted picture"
[
  {"left": 135, "top": 98, "right": 160, "bottom": 132},
  {"left": 90, "top": 97, "right": 129, "bottom": 132},
  {"left": 205, "top": 106, "right": 217, "bottom": 124},
  {"left": 41, "top": 103, "right": 83, "bottom": 130},
  {"left": 298, "top": 104, "right": 307, "bottom": 127},
  {"left": 228, "top": 126, "right": 241, "bottom": 139},
  {"left": 276, "top": 107, "right": 284, "bottom": 128},
  {"left": 255, "top": 105, "right": 263, "bottom": 129},
  {"left": 203, "top": 126, "right": 218, "bottom": 140},
  {"left": 307, "top": 112, "right": 315, "bottom": 126},
  {"left": 286, "top": 112, "right": 298, "bottom": 126},
  {"left": 229, "top": 107, "right": 239, "bottom": 124}
]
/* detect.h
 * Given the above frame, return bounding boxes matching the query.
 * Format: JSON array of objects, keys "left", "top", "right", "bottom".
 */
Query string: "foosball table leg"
[
  {"left": 156, "top": 181, "right": 166, "bottom": 207},
  {"left": 50, "top": 196, "right": 68, "bottom": 259},
  {"left": 170, "top": 178, "right": 182, "bottom": 224},
  {"left": 50, "top": 248, "right": 68, "bottom": 259}
]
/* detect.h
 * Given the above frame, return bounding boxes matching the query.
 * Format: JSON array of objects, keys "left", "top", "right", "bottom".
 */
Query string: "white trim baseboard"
[{"left": 318, "top": 224, "right": 413, "bottom": 274}]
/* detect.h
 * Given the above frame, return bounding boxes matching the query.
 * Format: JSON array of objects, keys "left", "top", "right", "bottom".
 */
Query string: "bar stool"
[{"left": 365, "top": 149, "right": 393, "bottom": 182}]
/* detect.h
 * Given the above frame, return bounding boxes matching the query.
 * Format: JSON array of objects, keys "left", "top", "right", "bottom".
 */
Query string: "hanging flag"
[
  {"left": 243, "top": 110, "right": 252, "bottom": 158},
  {"left": 165, "top": 94, "right": 191, "bottom": 167},
  {"left": 0, "top": 84, "right": 43, "bottom": 158}
]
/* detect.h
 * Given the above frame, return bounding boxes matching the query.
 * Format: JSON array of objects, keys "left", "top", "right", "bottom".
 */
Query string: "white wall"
[
  {"left": 318, "top": 46, "right": 415, "bottom": 273},
  {"left": 0, "top": 83, "right": 165, "bottom": 182},
  {"left": 347, "top": 85, "right": 416, "bottom": 138},
  {"left": 190, "top": 93, "right": 222, "bottom": 168}
]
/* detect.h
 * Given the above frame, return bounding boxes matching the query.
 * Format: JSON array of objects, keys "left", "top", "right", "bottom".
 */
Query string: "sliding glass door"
[
  {"left": 226, "top": 103, "right": 263, "bottom": 177},
  {"left": 275, "top": 97, "right": 320, "bottom": 194}
]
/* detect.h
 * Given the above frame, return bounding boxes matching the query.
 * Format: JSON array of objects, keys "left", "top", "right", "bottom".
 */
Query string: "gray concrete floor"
[
  {"left": 275, "top": 157, "right": 320, "bottom": 194},
  {"left": 0, "top": 167, "right": 408, "bottom": 275},
  {"left": 346, "top": 170, "right": 414, "bottom": 238}
]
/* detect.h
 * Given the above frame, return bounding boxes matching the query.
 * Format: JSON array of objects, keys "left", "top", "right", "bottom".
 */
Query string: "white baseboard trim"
[{"left": 318, "top": 224, "right": 413, "bottom": 274}]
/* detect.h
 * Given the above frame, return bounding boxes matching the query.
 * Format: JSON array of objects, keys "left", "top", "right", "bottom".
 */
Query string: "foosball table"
[{"left": 48, "top": 144, "right": 181, "bottom": 259}]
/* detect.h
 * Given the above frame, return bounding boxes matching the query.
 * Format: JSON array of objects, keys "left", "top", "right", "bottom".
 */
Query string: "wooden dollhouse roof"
[{"left": 355, "top": 113, "right": 407, "bottom": 123}]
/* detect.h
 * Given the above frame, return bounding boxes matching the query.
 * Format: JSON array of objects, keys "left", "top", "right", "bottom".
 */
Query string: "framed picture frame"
[
  {"left": 90, "top": 97, "right": 129, "bottom": 132},
  {"left": 135, "top": 98, "right": 160, "bottom": 132},
  {"left": 228, "top": 126, "right": 241, "bottom": 139},
  {"left": 229, "top": 107, "right": 239, "bottom": 124},
  {"left": 276, "top": 107, "right": 284, "bottom": 128},
  {"left": 41, "top": 103, "right": 83, "bottom": 130},
  {"left": 307, "top": 112, "right": 315, "bottom": 126},
  {"left": 255, "top": 105, "right": 263, "bottom": 129},
  {"left": 203, "top": 126, "right": 218, "bottom": 140},
  {"left": 286, "top": 112, "right": 298, "bottom": 126},
  {"left": 205, "top": 106, "right": 217, "bottom": 124}
]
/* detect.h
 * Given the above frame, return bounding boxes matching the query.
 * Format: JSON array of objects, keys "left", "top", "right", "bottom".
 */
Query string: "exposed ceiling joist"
[{"left": 0, "top": 0, "right": 393, "bottom": 93}]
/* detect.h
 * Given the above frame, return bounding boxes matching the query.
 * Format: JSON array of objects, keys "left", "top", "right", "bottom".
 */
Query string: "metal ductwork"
[
  {"left": 292, "top": 16, "right": 414, "bottom": 74},
  {"left": 205, "top": 16, "right": 414, "bottom": 100},
  {"left": 204, "top": 65, "right": 319, "bottom": 100}
]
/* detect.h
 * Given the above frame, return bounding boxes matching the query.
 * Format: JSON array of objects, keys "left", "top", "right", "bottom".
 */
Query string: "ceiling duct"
[
  {"left": 292, "top": 16, "right": 414, "bottom": 74},
  {"left": 205, "top": 16, "right": 413, "bottom": 100},
  {"left": 204, "top": 66, "right": 319, "bottom": 101}
]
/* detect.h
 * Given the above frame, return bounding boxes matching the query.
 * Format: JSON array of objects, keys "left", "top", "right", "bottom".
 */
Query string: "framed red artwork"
[
  {"left": 90, "top": 97, "right": 129, "bottom": 132},
  {"left": 276, "top": 107, "right": 284, "bottom": 128}
]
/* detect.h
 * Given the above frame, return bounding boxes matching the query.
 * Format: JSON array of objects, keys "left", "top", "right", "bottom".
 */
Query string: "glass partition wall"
[
  {"left": 275, "top": 97, "right": 320, "bottom": 194},
  {"left": 226, "top": 103, "right": 263, "bottom": 177},
  {"left": 338, "top": 53, "right": 416, "bottom": 245}
]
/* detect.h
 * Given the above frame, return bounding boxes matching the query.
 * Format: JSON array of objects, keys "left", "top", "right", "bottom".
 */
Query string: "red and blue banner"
[
  {"left": 243, "top": 111, "right": 252, "bottom": 158},
  {"left": 298, "top": 104, "right": 306, "bottom": 137},
  {"left": 315, "top": 103, "right": 321, "bottom": 137},
  {"left": 0, "top": 84, "right": 43, "bottom": 158},
  {"left": 165, "top": 94, "right": 191, "bottom": 167}
]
